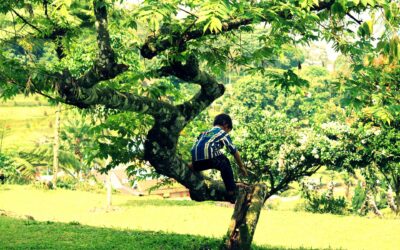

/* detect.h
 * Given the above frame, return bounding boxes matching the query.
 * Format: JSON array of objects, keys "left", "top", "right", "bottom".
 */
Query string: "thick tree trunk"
[
  {"left": 360, "top": 191, "right": 382, "bottom": 217},
  {"left": 368, "top": 192, "right": 382, "bottom": 217},
  {"left": 387, "top": 187, "right": 397, "bottom": 213},
  {"left": 225, "top": 184, "right": 267, "bottom": 250}
]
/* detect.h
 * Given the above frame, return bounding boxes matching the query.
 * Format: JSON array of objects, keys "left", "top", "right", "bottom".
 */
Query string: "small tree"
[{"left": 341, "top": 122, "right": 400, "bottom": 214}]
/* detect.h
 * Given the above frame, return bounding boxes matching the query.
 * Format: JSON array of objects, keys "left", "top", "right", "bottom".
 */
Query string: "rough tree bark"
[
  {"left": 386, "top": 187, "right": 397, "bottom": 213},
  {"left": 225, "top": 184, "right": 267, "bottom": 250},
  {"left": 393, "top": 179, "right": 400, "bottom": 215},
  {"left": 360, "top": 191, "right": 382, "bottom": 217},
  {"left": 394, "top": 185, "right": 400, "bottom": 215}
]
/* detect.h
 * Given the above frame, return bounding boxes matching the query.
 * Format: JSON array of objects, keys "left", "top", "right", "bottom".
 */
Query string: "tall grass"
[{"left": 0, "top": 95, "right": 56, "bottom": 151}]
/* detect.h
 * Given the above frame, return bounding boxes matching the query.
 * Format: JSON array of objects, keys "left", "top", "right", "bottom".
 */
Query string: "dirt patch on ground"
[{"left": 0, "top": 209, "right": 35, "bottom": 221}]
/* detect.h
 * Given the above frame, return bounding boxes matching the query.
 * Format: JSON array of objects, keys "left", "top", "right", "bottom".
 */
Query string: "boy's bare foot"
[
  {"left": 236, "top": 182, "right": 246, "bottom": 187},
  {"left": 236, "top": 182, "right": 252, "bottom": 191},
  {"left": 236, "top": 182, "right": 250, "bottom": 188}
]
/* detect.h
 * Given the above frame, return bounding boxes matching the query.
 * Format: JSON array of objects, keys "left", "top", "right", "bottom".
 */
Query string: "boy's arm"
[
  {"left": 222, "top": 133, "right": 247, "bottom": 176},
  {"left": 234, "top": 151, "right": 248, "bottom": 177}
]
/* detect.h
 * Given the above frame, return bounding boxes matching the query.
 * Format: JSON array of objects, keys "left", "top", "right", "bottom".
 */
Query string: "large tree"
[{"left": 0, "top": 0, "right": 398, "bottom": 248}]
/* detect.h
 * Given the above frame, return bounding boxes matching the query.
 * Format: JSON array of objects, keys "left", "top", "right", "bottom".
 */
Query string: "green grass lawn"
[
  {"left": 1, "top": 185, "right": 400, "bottom": 250},
  {"left": 0, "top": 216, "right": 315, "bottom": 250},
  {"left": 0, "top": 216, "right": 228, "bottom": 250}
]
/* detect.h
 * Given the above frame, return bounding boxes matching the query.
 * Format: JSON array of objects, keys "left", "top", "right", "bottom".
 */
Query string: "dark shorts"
[{"left": 193, "top": 155, "right": 236, "bottom": 192}]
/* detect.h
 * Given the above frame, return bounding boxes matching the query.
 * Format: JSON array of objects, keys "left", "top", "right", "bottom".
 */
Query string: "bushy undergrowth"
[
  {"left": 351, "top": 183, "right": 366, "bottom": 213},
  {"left": 32, "top": 175, "right": 105, "bottom": 193},
  {"left": 303, "top": 192, "right": 348, "bottom": 215},
  {"left": 300, "top": 179, "right": 348, "bottom": 215},
  {"left": 0, "top": 153, "right": 31, "bottom": 184},
  {"left": 58, "top": 178, "right": 105, "bottom": 193}
]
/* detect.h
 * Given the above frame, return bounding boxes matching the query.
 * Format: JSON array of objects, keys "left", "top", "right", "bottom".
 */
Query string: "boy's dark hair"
[{"left": 213, "top": 113, "right": 233, "bottom": 129}]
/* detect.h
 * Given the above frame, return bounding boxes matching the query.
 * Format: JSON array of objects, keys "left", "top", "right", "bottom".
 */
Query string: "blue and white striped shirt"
[{"left": 191, "top": 127, "right": 237, "bottom": 161}]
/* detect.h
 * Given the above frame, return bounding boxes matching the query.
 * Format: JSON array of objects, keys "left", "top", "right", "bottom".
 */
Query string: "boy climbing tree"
[{"left": 189, "top": 114, "right": 248, "bottom": 203}]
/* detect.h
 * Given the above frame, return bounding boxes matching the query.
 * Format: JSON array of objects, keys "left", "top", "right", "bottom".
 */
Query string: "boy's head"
[{"left": 213, "top": 114, "right": 233, "bottom": 132}]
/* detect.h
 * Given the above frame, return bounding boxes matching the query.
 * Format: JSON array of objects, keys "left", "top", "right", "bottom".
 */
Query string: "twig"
[
  {"left": 178, "top": 18, "right": 198, "bottom": 50},
  {"left": 32, "top": 89, "right": 57, "bottom": 101},
  {"left": 43, "top": 0, "right": 49, "bottom": 19},
  {"left": 11, "top": 9, "right": 42, "bottom": 33},
  {"left": 17, "top": 23, "right": 27, "bottom": 33},
  {"left": 178, "top": 7, "right": 198, "bottom": 18},
  {"left": 347, "top": 13, "right": 362, "bottom": 25},
  {"left": 263, "top": 165, "right": 275, "bottom": 190}
]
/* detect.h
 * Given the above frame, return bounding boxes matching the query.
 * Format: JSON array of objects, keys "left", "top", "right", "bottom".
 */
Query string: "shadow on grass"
[
  {"left": 0, "top": 216, "right": 339, "bottom": 250},
  {"left": 120, "top": 198, "right": 217, "bottom": 207},
  {"left": 0, "top": 185, "right": 11, "bottom": 191}
]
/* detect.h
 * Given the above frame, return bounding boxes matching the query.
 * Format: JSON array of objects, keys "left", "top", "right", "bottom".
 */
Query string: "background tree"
[{"left": 332, "top": 25, "right": 400, "bottom": 214}]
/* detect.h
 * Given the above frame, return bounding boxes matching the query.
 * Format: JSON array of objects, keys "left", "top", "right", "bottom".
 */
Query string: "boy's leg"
[
  {"left": 211, "top": 155, "right": 236, "bottom": 193},
  {"left": 192, "top": 159, "right": 213, "bottom": 171}
]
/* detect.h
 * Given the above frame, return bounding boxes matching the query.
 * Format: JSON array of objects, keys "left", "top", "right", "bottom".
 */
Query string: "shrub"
[
  {"left": 33, "top": 180, "right": 54, "bottom": 190},
  {"left": 301, "top": 180, "right": 348, "bottom": 215},
  {"left": 351, "top": 183, "right": 366, "bottom": 213},
  {"left": 0, "top": 153, "right": 30, "bottom": 184},
  {"left": 56, "top": 176, "right": 105, "bottom": 193},
  {"left": 376, "top": 190, "right": 388, "bottom": 210},
  {"left": 56, "top": 176, "right": 77, "bottom": 190},
  {"left": 303, "top": 192, "right": 348, "bottom": 215}
]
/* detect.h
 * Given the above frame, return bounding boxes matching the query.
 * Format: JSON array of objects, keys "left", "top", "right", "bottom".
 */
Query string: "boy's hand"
[{"left": 234, "top": 151, "right": 248, "bottom": 177}]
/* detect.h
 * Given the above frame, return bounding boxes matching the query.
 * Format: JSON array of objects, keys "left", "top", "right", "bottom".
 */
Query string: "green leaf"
[
  {"left": 299, "top": 0, "right": 308, "bottom": 8},
  {"left": 361, "top": 0, "right": 375, "bottom": 7},
  {"left": 331, "top": 2, "right": 345, "bottom": 16},
  {"left": 366, "top": 20, "right": 374, "bottom": 34},
  {"left": 209, "top": 16, "right": 222, "bottom": 33}
]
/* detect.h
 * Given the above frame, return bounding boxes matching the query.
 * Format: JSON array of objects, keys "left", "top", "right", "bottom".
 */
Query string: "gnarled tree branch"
[
  {"left": 159, "top": 55, "right": 225, "bottom": 123},
  {"left": 75, "top": 0, "right": 128, "bottom": 88},
  {"left": 141, "top": 18, "right": 252, "bottom": 59},
  {"left": 143, "top": 54, "right": 234, "bottom": 202},
  {"left": 59, "top": 81, "right": 177, "bottom": 117},
  {"left": 140, "top": 1, "right": 337, "bottom": 60}
]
